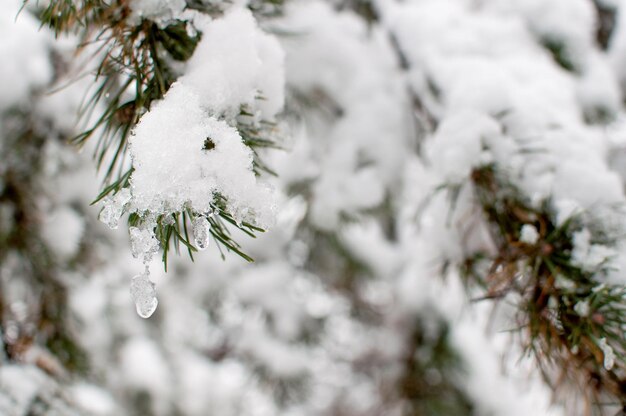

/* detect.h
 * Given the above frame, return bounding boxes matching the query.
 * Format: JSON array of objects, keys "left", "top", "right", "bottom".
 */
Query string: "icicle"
[
  {"left": 129, "top": 226, "right": 160, "bottom": 263},
  {"left": 130, "top": 268, "right": 158, "bottom": 318},
  {"left": 192, "top": 216, "right": 211, "bottom": 250}
]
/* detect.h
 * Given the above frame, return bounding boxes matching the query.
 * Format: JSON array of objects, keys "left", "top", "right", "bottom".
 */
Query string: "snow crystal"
[
  {"left": 192, "top": 216, "right": 211, "bottom": 250},
  {"left": 598, "top": 337, "right": 615, "bottom": 370},
  {"left": 129, "top": 226, "right": 160, "bottom": 263},
  {"left": 130, "top": 270, "right": 158, "bottom": 318},
  {"left": 519, "top": 224, "right": 539, "bottom": 245},
  {"left": 129, "top": 83, "right": 275, "bottom": 227}
]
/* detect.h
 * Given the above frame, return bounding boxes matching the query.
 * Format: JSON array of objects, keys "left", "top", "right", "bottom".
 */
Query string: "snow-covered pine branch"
[{"left": 38, "top": 1, "right": 286, "bottom": 317}]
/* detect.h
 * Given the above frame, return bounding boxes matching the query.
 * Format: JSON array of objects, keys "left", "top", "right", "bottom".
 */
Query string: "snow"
[
  {"left": 425, "top": 110, "right": 501, "bottom": 181},
  {"left": 184, "top": 8, "right": 285, "bottom": 119},
  {"left": 598, "top": 337, "right": 616, "bottom": 370},
  {"left": 119, "top": 337, "right": 171, "bottom": 396},
  {"left": 129, "top": 82, "right": 275, "bottom": 227},
  {"left": 573, "top": 300, "right": 590, "bottom": 317},
  {"left": 70, "top": 383, "right": 117, "bottom": 415},
  {"left": 519, "top": 224, "right": 539, "bottom": 245},
  {"left": 41, "top": 206, "right": 85, "bottom": 259},
  {"left": 571, "top": 228, "right": 615, "bottom": 272},
  {"left": 129, "top": 0, "right": 185, "bottom": 22},
  {"left": 0, "top": 0, "right": 52, "bottom": 112}
]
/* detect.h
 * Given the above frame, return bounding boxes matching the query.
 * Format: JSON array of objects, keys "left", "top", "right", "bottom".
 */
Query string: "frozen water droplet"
[
  {"left": 130, "top": 271, "right": 158, "bottom": 318},
  {"left": 129, "top": 227, "right": 160, "bottom": 263},
  {"left": 192, "top": 217, "right": 211, "bottom": 250}
]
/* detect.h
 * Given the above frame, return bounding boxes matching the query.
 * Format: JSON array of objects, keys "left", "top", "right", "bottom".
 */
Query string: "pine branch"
[
  {"left": 35, "top": 0, "right": 284, "bottom": 267},
  {"left": 460, "top": 164, "right": 626, "bottom": 408}
]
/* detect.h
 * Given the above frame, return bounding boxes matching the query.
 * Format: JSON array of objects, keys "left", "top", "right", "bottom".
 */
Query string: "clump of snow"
[
  {"left": 553, "top": 199, "right": 581, "bottom": 226},
  {"left": 425, "top": 110, "right": 502, "bottom": 182},
  {"left": 129, "top": 83, "right": 275, "bottom": 227},
  {"left": 577, "top": 53, "right": 621, "bottom": 123},
  {"left": 573, "top": 300, "right": 590, "bottom": 318},
  {"left": 129, "top": 0, "right": 185, "bottom": 22},
  {"left": 598, "top": 337, "right": 615, "bottom": 370},
  {"left": 70, "top": 383, "right": 117, "bottom": 415},
  {"left": 488, "top": 0, "right": 596, "bottom": 71},
  {"left": 571, "top": 229, "right": 615, "bottom": 272},
  {"left": 519, "top": 224, "right": 539, "bottom": 245},
  {"left": 183, "top": 8, "right": 285, "bottom": 119}
]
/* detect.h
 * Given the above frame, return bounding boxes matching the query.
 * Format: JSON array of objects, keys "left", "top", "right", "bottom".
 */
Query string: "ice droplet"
[
  {"left": 129, "top": 227, "right": 160, "bottom": 263},
  {"left": 130, "top": 270, "right": 158, "bottom": 318},
  {"left": 192, "top": 216, "right": 211, "bottom": 250}
]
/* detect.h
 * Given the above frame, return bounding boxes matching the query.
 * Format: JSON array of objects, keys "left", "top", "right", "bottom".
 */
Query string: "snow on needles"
[
  {"left": 128, "top": 8, "right": 282, "bottom": 227},
  {"left": 129, "top": 83, "right": 274, "bottom": 227}
]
